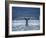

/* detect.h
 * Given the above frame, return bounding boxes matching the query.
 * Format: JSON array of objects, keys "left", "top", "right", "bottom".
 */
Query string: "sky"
[{"left": 12, "top": 7, "right": 40, "bottom": 20}]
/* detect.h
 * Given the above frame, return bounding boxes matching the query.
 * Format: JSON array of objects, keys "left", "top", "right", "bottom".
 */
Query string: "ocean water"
[{"left": 12, "top": 20, "right": 40, "bottom": 31}]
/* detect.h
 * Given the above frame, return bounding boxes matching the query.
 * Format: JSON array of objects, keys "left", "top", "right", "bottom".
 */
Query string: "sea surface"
[{"left": 12, "top": 20, "right": 40, "bottom": 31}]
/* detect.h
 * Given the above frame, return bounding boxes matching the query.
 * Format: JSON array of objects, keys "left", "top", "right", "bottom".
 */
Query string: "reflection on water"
[{"left": 12, "top": 20, "right": 40, "bottom": 31}]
